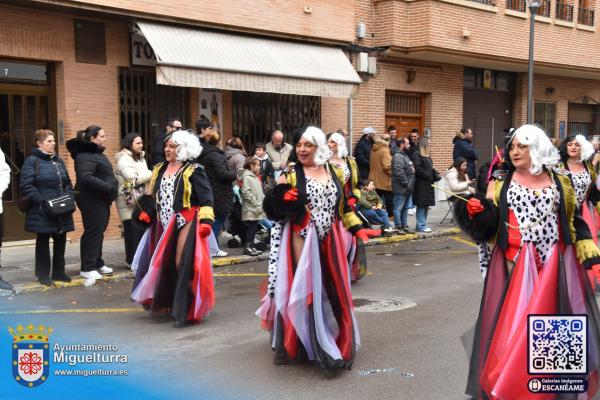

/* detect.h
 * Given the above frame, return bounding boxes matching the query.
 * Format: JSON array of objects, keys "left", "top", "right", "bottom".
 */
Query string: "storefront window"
[{"left": 0, "top": 59, "right": 48, "bottom": 85}]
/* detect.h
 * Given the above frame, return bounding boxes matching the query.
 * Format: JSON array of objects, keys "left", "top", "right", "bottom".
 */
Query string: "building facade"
[{"left": 2, "top": 0, "right": 600, "bottom": 241}]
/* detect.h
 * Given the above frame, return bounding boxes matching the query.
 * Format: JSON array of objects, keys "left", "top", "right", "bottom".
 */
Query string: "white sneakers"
[
  {"left": 80, "top": 270, "right": 102, "bottom": 280},
  {"left": 79, "top": 266, "right": 113, "bottom": 281},
  {"left": 408, "top": 208, "right": 416, "bottom": 216},
  {"left": 213, "top": 250, "right": 228, "bottom": 257},
  {"left": 98, "top": 266, "right": 113, "bottom": 274}
]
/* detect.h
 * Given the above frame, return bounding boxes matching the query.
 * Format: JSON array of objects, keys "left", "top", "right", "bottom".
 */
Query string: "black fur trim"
[
  {"left": 263, "top": 183, "right": 305, "bottom": 222},
  {"left": 453, "top": 194, "right": 499, "bottom": 242},
  {"left": 131, "top": 194, "right": 156, "bottom": 228}
]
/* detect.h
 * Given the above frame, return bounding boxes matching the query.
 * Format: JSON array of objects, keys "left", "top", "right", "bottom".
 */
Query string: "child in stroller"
[{"left": 226, "top": 186, "right": 271, "bottom": 251}]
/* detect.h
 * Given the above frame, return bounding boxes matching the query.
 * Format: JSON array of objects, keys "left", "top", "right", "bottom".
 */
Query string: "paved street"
[{"left": 1, "top": 235, "right": 486, "bottom": 400}]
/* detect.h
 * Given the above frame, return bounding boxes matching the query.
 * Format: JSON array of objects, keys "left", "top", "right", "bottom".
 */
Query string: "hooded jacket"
[
  {"left": 115, "top": 149, "right": 152, "bottom": 221},
  {"left": 239, "top": 169, "right": 266, "bottom": 221},
  {"left": 224, "top": 146, "right": 246, "bottom": 177},
  {"left": 368, "top": 139, "right": 392, "bottom": 191},
  {"left": 197, "top": 142, "right": 237, "bottom": 217},
  {"left": 354, "top": 135, "right": 372, "bottom": 180},
  {"left": 453, "top": 137, "right": 479, "bottom": 179},
  {"left": 66, "top": 138, "right": 118, "bottom": 202}
]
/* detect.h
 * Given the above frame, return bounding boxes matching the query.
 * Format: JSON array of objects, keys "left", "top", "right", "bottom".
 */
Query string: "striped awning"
[{"left": 136, "top": 21, "right": 361, "bottom": 98}]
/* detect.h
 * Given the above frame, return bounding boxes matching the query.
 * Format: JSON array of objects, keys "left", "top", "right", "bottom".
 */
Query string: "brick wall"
[
  {"left": 0, "top": 4, "right": 129, "bottom": 242},
  {"left": 321, "top": 98, "right": 349, "bottom": 135},
  {"left": 38, "top": 0, "right": 356, "bottom": 43}
]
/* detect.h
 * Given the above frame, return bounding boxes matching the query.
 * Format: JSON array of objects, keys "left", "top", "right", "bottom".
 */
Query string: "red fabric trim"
[
  {"left": 504, "top": 209, "right": 521, "bottom": 262},
  {"left": 187, "top": 217, "right": 215, "bottom": 321},
  {"left": 283, "top": 227, "right": 298, "bottom": 359}
]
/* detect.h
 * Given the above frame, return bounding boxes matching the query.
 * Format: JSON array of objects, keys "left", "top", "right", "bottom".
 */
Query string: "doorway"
[{"left": 385, "top": 91, "right": 424, "bottom": 138}]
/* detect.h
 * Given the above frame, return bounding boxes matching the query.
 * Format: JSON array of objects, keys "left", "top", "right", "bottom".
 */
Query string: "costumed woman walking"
[
  {"left": 559, "top": 134, "right": 600, "bottom": 290},
  {"left": 131, "top": 129, "right": 216, "bottom": 328},
  {"left": 257, "top": 126, "right": 379, "bottom": 371},
  {"left": 454, "top": 124, "right": 600, "bottom": 399},
  {"left": 327, "top": 132, "right": 369, "bottom": 282}
]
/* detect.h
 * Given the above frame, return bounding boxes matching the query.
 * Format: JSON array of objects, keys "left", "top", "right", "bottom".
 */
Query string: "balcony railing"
[
  {"left": 506, "top": 0, "right": 526, "bottom": 11},
  {"left": 556, "top": 2, "right": 574, "bottom": 20},
  {"left": 578, "top": 7, "right": 595, "bottom": 25},
  {"left": 538, "top": 0, "right": 552, "bottom": 16},
  {"left": 469, "top": 0, "right": 495, "bottom": 4}
]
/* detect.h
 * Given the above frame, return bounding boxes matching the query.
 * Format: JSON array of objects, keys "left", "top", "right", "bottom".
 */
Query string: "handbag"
[
  {"left": 432, "top": 168, "right": 442, "bottom": 183},
  {"left": 44, "top": 192, "right": 76, "bottom": 218}
]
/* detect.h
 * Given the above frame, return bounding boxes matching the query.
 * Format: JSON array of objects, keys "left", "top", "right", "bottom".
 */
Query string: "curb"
[{"left": 9, "top": 227, "right": 461, "bottom": 296}]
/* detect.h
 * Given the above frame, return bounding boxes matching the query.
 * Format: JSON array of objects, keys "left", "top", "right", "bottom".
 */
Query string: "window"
[
  {"left": 506, "top": 0, "right": 526, "bottom": 11},
  {"left": 556, "top": 1, "right": 574, "bottom": 21},
  {"left": 534, "top": 102, "right": 556, "bottom": 137},
  {"left": 579, "top": 0, "right": 595, "bottom": 25},
  {"left": 386, "top": 93, "right": 422, "bottom": 114},
  {"left": 464, "top": 68, "right": 515, "bottom": 91},
  {"left": 74, "top": 19, "right": 106, "bottom": 65}
]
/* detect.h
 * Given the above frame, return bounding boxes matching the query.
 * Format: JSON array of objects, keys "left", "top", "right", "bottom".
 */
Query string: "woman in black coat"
[
  {"left": 411, "top": 137, "right": 438, "bottom": 232},
  {"left": 20, "top": 129, "right": 75, "bottom": 286},
  {"left": 196, "top": 129, "right": 237, "bottom": 257},
  {"left": 66, "top": 125, "right": 118, "bottom": 283}
]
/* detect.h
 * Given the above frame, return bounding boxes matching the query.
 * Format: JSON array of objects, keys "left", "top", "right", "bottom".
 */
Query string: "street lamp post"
[{"left": 527, "top": 0, "right": 540, "bottom": 124}]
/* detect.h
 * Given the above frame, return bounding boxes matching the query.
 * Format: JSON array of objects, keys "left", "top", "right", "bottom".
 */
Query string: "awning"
[{"left": 136, "top": 21, "right": 361, "bottom": 98}]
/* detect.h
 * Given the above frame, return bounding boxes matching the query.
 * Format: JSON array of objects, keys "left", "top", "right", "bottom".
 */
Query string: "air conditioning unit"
[
  {"left": 357, "top": 52, "right": 368, "bottom": 73},
  {"left": 357, "top": 22, "right": 367, "bottom": 39},
  {"left": 368, "top": 56, "right": 377, "bottom": 75}
]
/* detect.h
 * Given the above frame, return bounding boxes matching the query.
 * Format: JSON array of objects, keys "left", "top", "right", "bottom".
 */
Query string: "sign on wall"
[
  {"left": 131, "top": 34, "right": 156, "bottom": 66},
  {"left": 199, "top": 89, "right": 223, "bottom": 134}
]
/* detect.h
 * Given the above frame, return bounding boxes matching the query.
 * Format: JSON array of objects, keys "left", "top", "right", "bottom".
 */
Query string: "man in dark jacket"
[
  {"left": 197, "top": 133, "right": 237, "bottom": 257},
  {"left": 406, "top": 128, "right": 420, "bottom": 156},
  {"left": 150, "top": 117, "right": 182, "bottom": 167},
  {"left": 391, "top": 138, "right": 415, "bottom": 233},
  {"left": 355, "top": 127, "right": 375, "bottom": 180},
  {"left": 453, "top": 128, "right": 479, "bottom": 179}
]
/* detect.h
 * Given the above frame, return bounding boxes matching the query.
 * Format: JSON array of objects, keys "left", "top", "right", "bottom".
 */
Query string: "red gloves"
[
  {"left": 283, "top": 188, "right": 298, "bottom": 202},
  {"left": 466, "top": 198, "right": 485, "bottom": 219},
  {"left": 347, "top": 197, "right": 357, "bottom": 210},
  {"left": 138, "top": 211, "right": 151, "bottom": 224},
  {"left": 355, "top": 228, "right": 382, "bottom": 244},
  {"left": 198, "top": 223, "right": 213, "bottom": 238},
  {"left": 592, "top": 265, "right": 600, "bottom": 282}
]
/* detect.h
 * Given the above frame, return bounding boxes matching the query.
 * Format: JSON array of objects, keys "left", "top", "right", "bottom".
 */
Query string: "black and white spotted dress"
[
  {"left": 267, "top": 177, "right": 339, "bottom": 295},
  {"left": 331, "top": 161, "right": 351, "bottom": 185},
  {"left": 506, "top": 180, "right": 559, "bottom": 264},
  {"left": 158, "top": 174, "right": 187, "bottom": 229},
  {"left": 571, "top": 169, "right": 591, "bottom": 208}
]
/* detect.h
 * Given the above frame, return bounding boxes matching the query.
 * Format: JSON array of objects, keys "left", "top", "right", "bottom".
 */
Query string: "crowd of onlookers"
[{"left": 0, "top": 116, "right": 488, "bottom": 290}]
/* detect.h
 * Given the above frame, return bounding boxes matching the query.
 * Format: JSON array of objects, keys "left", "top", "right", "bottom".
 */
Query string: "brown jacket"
[{"left": 368, "top": 139, "right": 392, "bottom": 191}]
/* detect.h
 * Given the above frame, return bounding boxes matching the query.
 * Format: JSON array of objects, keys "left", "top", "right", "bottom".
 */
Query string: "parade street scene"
[{"left": 3, "top": 0, "right": 600, "bottom": 399}]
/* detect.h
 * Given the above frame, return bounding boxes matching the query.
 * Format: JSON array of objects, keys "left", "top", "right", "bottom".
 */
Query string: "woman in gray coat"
[{"left": 391, "top": 138, "right": 415, "bottom": 232}]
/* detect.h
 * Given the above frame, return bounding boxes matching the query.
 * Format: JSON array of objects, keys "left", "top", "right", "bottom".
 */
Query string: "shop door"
[
  {"left": 0, "top": 88, "right": 50, "bottom": 240},
  {"left": 385, "top": 92, "right": 424, "bottom": 138},
  {"left": 463, "top": 89, "right": 512, "bottom": 169}
]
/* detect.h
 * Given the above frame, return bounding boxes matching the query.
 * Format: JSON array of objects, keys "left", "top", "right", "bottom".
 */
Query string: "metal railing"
[
  {"left": 538, "top": 0, "right": 551, "bottom": 16},
  {"left": 506, "top": 0, "right": 526, "bottom": 11},
  {"left": 578, "top": 7, "right": 595, "bottom": 25},
  {"left": 556, "top": 1, "right": 574, "bottom": 21},
  {"left": 469, "top": 0, "right": 495, "bottom": 4}
]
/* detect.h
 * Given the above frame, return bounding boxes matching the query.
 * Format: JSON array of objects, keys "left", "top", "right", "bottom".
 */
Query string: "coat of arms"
[{"left": 9, "top": 324, "right": 52, "bottom": 387}]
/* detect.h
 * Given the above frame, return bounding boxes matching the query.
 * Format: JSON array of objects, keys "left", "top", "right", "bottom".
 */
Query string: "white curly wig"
[
  {"left": 302, "top": 126, "right": 332, "bottom": 166},
  {"left": 169, "top": 129, "right": 202, "bottom": 161},
  {"left": 328, "top": 132, "right": 348, "bottom": 158},
  {"left": 508, "top": 124, "right": 560, "bottom": 175},
  {"left": 574, "top": 134, "right": 595, "bottom": 161}
]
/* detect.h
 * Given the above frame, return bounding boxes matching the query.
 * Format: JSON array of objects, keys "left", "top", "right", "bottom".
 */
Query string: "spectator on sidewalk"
[
  {"left": 197, "top": 129, "right": 236, "bottom": 257},
  {"left": 224, "top": 136, "right": 247, "bottom": 177},
  {"left": 150, "top": 117, "right": 182, "bottom": 167},
  {"left": 67, "top": 125, "right": 118, "bottom": 284},
  {"left": 357, "top": 180, "right": 393, "bottom": 232},
  {"left": 445, "top": 157, "right": 476, "bottom": 199},
  {"left": 239, "top": 157, "right": 266, "bottom": 257},
  {"left": 265, "top": 130, "right": 292, "bottom": 179},
  {"left": 253, "top": 142, "right": 274, "bottom": 192},
  {"left": 411, "top": 136, "right": 439, "bottom": 233},
  {"left": 20, "top": 129, "right": 75, "bottom": 286},
  {"left": 453, "top": 128, "right": 479, "bottom": 179},
  {"left": 406, "top": 128, "right": 420, "bottom": 215},
  {"left": 369, "top": 134, "right": 394, "bottom": 217},
  {"left": 115, "top": 132, "right": 152, "bottom": 268},
  {"left": 355, "top": 127, "right": 375, "bottom": 180},
  {"left": 0, "top": 147, "right": 10, "bottom": 291},
  {"left": 388, "top": 126, "right": 400, "bottom": 155},
  {"left": 195, "top": 117, "right": 211, "bottom": 144},
  {"left": 392, "top": 137, "right": 415, "bottom": 233}
]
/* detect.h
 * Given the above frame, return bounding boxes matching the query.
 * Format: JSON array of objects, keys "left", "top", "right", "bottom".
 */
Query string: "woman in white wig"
[
  {"left": 327, "top": 132, "right": 368, "bottom": 282},
  {"left": 131, "top": 129, "right": 216, "bottom": 328},
  {"left": 453, "top": 124, "right": 600, "bottom": 399},
  {"left": 258, "top": 126, "right": 379, "bottom": 371}
]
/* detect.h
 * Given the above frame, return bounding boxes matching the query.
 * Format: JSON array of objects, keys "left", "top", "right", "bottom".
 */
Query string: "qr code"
[{"left": 528, "top": 315, "right": 587, "bottom": 374}]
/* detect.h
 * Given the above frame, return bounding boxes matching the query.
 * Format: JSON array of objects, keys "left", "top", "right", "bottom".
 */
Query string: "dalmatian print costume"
[
  {"left": 158, "top": 173, "right": 187, "bottom": 229},
  {"left": 571, "top": 169, "right": 591, "bottom": 208},
  {"left": 506, "top": 180, "right": 559, "bottom": 264},
  {"left": 267, "top": 176, "right": 339, "bottom": 296}
]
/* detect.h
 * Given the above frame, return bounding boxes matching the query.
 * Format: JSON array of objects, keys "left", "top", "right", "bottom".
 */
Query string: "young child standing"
[
  {"left": 239, "top": 157, "right": 266, "bottom": 256},
  {"left": 358, "top": 180, "right": 394, "bottom": 232},
  {"left": 253, "top": 142, "right": 274, "bottom": 192}
]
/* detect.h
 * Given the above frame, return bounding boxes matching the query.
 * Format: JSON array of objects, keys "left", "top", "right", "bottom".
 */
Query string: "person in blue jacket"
[
  {"left": 355, "top": 127, "right": 375, "bottom": 180},
  {"left": 452, "top": 128, "right": 479, "bottom": 179},
  {"left": 20, "top": 129, "right": 75, "bottom": 286}
]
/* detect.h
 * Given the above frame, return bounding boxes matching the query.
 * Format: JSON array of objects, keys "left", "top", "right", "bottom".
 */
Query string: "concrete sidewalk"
[{"left": 0, "top": 201, "right": 460, "bottom": 295}]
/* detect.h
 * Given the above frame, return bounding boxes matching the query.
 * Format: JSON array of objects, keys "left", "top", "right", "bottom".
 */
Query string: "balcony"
[
  {"left": 506, "top": 0, "right": 526, "bottom": 11},
  {"left": 578, "top": 7, "right": 595, "bottom": 25},
  {"left": 469, "top": 0, "right": 495, "bottom": 4},
  {"left": 538, "top": 0, "right": 552, "bottom": 16},
  {"left": 506, "top": 0, "right": 550, "bottom": 15},
  {"left": 556, "top": 1, "right": 574, "bottom": 21}
]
